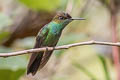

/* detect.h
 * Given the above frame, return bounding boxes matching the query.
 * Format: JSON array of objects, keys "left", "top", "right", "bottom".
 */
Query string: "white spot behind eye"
[{"left": 59, "top": 16, "right": 65, "bottom": 20}]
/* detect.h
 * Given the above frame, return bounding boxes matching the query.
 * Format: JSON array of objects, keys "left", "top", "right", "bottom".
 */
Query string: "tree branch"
[{"left": 1, "top": 40, "right": 120, "bottom": 57}]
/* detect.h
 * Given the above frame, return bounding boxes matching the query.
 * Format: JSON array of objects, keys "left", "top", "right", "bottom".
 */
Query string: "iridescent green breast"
[{"left": 43, "top": 22, "right": 62, "bottom": 46}]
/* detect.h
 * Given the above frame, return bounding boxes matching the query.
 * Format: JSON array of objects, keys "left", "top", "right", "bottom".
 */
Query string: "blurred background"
[{"left": 0, "top": 0, "right": 120, "bottom": 80}]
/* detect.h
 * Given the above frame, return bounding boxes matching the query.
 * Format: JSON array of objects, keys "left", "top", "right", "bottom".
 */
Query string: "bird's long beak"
[{"left": 70, "top": 18, "right": 85, "bottom": 20}]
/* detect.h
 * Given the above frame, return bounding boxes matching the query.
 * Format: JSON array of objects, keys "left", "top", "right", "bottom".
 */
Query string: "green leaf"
[
  {"left": 0, "top": 69, "right": 25, "bottom": 80},
  {"left": 0, "top": 55, "right": 27, "bottom": 70},
  {"left": 97, "top": 54, "right": 111, "bottom": 80},
  {"left": 0, "top": 55, "right": 27, "bottom": 80},
  {"left": 19, "top": 0, "right": 60, "bottom": 11},
  {"left": 0, "top": 32, "right": 10, "bottom": 43},
  {"left": 99, "top": 0, "right": 110, "bottom": 7}
]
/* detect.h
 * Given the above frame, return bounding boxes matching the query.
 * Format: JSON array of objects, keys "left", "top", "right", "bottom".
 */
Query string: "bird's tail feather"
[
  {"left": 27, "top": 51, "right": 53, "bottom": 75},
  {"left": 27, "top": 52, "right": 43, "bottom": 75}
]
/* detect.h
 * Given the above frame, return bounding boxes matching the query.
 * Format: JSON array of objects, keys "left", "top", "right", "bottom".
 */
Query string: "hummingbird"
[{"left": 27, "top": 11, "right": 85, "bottom": 75}]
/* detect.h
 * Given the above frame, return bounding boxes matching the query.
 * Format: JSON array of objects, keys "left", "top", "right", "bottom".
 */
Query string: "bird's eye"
[{"left": 59, "top": 16, "right": 65, "bottom": 20}]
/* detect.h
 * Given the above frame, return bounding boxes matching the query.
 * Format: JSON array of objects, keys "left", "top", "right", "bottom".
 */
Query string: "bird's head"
[{"left": 52, "top": 11, "right": 85, "bottom": 26}]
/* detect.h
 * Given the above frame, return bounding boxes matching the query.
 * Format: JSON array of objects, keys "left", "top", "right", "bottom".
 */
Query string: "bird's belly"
[{"left": 43, "top": 33, "right": 60, "bottom": 46}]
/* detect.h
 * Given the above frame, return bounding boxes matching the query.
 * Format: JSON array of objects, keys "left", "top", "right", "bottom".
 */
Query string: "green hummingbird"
[{"left": 27, "top": 11, "right": 85, "bottom": 75}]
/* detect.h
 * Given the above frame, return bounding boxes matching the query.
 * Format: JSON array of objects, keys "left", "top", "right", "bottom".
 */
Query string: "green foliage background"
[
  {"left": 19, "top": 0, "right": 60, "bottom": 11},
  {"left": 0, "top": 0, "right": 118, "bottom": 80}
]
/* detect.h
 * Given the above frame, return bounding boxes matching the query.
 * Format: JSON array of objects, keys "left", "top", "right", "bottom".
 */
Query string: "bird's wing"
[
  {"left": 39, "top": 37, "right": 59, "bottom": 69},
  {"left": 27, "top": 25, "right": 49, "bottom": 75}
]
